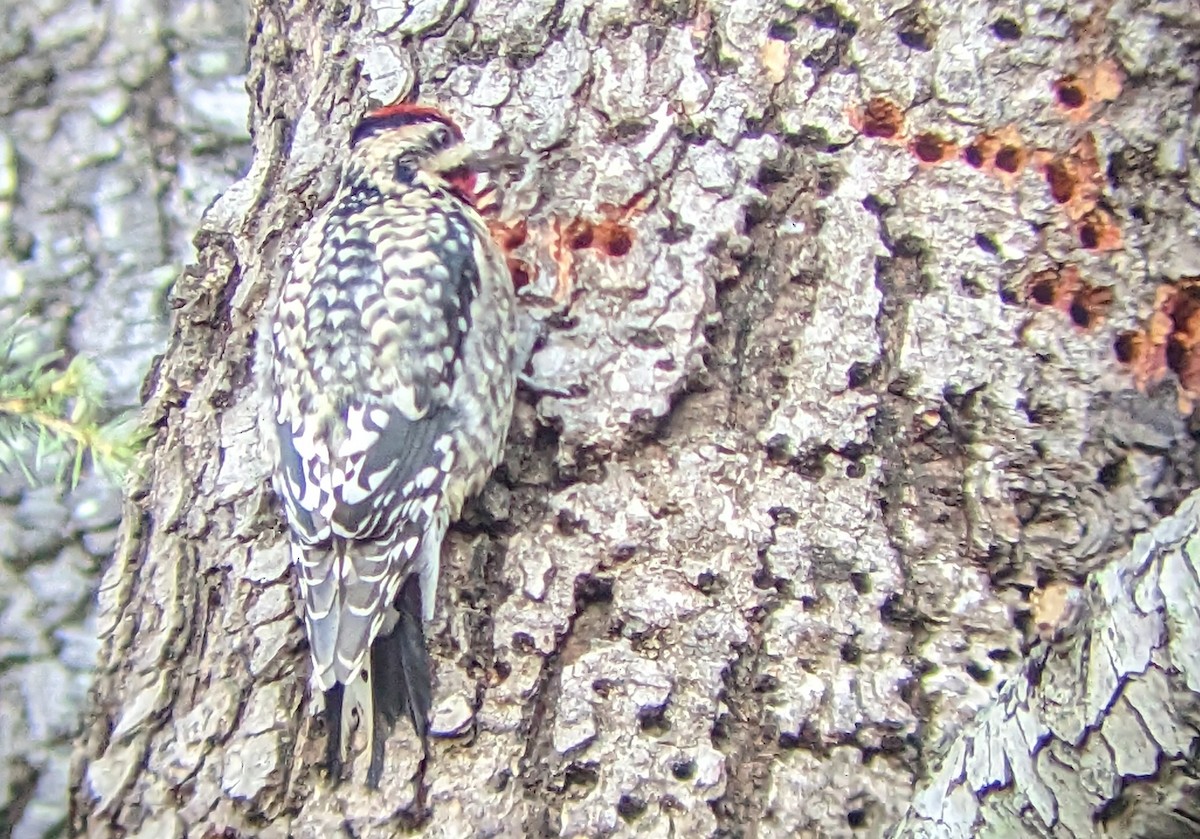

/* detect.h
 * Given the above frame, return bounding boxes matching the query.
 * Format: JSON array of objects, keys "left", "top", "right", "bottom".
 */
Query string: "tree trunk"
[
  {"left": 71, "top": 0, "right": 1200, "bottom": 836},
  {"left": 891, "top": 492, "right": 1200, "bottom": 838}
]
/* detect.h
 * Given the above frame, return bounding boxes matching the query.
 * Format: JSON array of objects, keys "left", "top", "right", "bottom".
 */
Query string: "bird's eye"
[
  {"left": 395, "top": 156, "right": 417, "bottom": 184},
  {"left": 429, "top": 125, "right": 453, "bottom": 148}
]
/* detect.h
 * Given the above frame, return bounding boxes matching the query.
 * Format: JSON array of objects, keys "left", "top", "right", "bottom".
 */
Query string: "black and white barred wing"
[{"left": 270, "top": 197, "right": 478, "bottom": 690}]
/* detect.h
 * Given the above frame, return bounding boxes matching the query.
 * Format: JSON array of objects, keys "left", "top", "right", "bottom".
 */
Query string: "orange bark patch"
[
  {"left": 489, "top": 218, "right": 528, "bottom": 252},
  {"left": 563, "top": 218, "right": 593, "bottom": 251},
  {"left": 1043, "top": 158, "right": 1076, "bottom": 204},
  {"left": 1033, "top": 133, "right": 1120, "bottom": 248},
  {"left": 909, "top": 132, "right": 957, "bottom": 165},
  {"left": 1077, "top": 208, "right": 1122, "bottom": 252},
  {"left": 1117, "top": 280, "right": 1200, "bottom": 407},
  {"left": 560, "top": 211, "right": 638, "bottom": 259},
  {"left": 761, "top": 39, "right": 790, "bottom": 84},
  {"left": 593, "top": 218, "right": 634, "bottom": 257},
  {"left": 1024, "top": 264, "right": 1111, "bottom": 330},
  {"left": 1068, "top": 285, "right": 1113, "bottom": 329},
  {"left": 855, "top": 98, "right": 905, "bottom": 139},
  {"left": 1052, "top": 60, "right": 1123, "bottom": 121},
  {"left": 1053, "top": 77, "right": 1086, "bottom": 110},
  {"left": 545, "top": 196, "right": 646, "bottom": 302},
  {"left": 1030, "top": 581, "right": 1087, "bottom": 643},
  {"left": 487, "top": 219, "right": 532, "bottom": 291},
  {"left": 507, "top": 258, "right": 532, "bottom": 290},
  {"left": 961, "top": 127, "right": 1027, "bottom": 185}
]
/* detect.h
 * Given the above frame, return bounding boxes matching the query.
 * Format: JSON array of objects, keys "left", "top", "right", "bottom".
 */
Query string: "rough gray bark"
[
  {"left": 891, "top": 491, "right": 1200, "bottom": 838},
  {"left": 71, "top": 0, "right": 1200, "bottom": 837},
  {"left": 0, "top": 0, "right": 249, "bottom": 834}
]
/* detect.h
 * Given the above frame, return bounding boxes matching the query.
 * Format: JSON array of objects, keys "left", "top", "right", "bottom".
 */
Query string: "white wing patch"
[
  {"left": 343, "top": 405, "right": 381, "bottom": 450},
  {"left": 434, "top": 433, "right": 454, "bottom": 470},
  {"left": 286, "top": 416, "right": 336, "bottom": 525},
  {"left": 331, "top": 405, "right": 391, "bottom": 507}
]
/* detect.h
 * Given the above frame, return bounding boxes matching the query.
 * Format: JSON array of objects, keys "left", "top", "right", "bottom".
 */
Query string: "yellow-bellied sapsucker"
[{"left": 263, "top": 102, "right": 517, "bottom": 785}]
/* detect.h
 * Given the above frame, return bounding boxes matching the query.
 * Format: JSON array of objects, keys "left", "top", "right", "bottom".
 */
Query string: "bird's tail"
[
  {"left": 367, "top": 574, "right": 432, "bottom": 784},
  {"left": 323, "top": 680, "right": 346, "bottom": 777},
  {"left": 324, "top": 573, "right": 432, "bottom": 787}
]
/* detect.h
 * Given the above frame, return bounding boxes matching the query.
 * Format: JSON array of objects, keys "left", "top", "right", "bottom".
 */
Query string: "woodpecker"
[{"left": 263, "top": 102, "right": 518, "bottom": 786}]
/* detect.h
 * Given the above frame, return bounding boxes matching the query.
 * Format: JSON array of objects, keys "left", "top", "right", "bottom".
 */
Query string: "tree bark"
[
  {"left": 0, "top": 0, "right": 248, "bottom": 834},
  {"left": 71, "top": 0, "right": 1200, "bottom": 837},
  {"left": 891, "top": 491, "right": 1200, "bottom": 838}
]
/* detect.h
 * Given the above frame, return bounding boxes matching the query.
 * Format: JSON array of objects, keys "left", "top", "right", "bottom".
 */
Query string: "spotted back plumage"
[{"left": 265, "top": 104, "right": 517, "bottom": 784}]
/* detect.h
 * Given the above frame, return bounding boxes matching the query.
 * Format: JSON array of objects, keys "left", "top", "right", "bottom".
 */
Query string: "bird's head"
[{"left": 348, "top": 102, "right": 479, "bottom": 205}]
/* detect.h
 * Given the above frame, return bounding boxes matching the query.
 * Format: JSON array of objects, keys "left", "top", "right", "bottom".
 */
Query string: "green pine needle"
[{"left": 0, "top": 323, "right": 147, "bottom": 487}]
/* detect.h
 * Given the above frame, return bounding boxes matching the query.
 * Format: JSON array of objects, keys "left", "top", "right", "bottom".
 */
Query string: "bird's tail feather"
[
  {"left": 328, "top": 662, "right": 376, "bottom": 784},
  {"left": 323, "top": 681, "right": 345, "bottom": 779},
  {"left": 366, "top": 573, "right": 432, "bottom": 786},
  {"left": 320, "top": 574, "right": 432, "bottom": 787}
]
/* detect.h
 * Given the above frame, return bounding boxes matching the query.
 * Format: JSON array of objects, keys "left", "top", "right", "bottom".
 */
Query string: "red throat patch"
[{"left": 446, "top": 169, "right": 479, "bottom": 207}]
